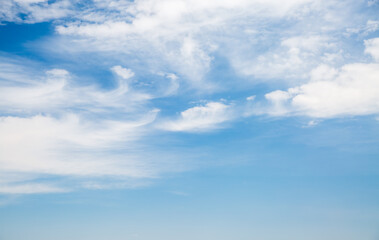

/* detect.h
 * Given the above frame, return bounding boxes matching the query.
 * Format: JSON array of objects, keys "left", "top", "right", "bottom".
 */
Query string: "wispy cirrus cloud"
[
  {"left": 47, "top": 0, "right": 334, "bottom": 90},
  {"left": 0, "top": 56, "right": 179, "bottom": 194},
  {"left": 0, "top": 62, "right": 150, "bottom": 114},
  {"left": 0, "top": 0, "right": 73, "bottom": 23}
]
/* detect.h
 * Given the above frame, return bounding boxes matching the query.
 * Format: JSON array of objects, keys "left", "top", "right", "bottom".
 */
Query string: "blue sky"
[{"left": 0, "top": 0, "right": 379, "bottom": 239}]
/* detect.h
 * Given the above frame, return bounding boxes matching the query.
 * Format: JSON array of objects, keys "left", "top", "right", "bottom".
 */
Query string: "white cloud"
[
  {"left": 1, "top": 0, "right": 379, "bottom": 194},
  {"left": 14, "top": 0, "right": 47, "bottom": 3},
  {"left": 365, "top": 38, "right": 379, "bottom": 61},
  {"left": 345, "top": 20, "right": 379, "bottom": 36},
  {"left": 2, "top": 0, "right": 371, "bottom": 90},
  {"left": 0, "top": 58, "right": 186, "bottom": 194},
  {"left": 262, "top": 63, "right": 379, "bottom": 118},
  {"left": 0, "top": 0, "right": 72, "bottom": 23},
  {"left": 246, "top": 95, "right": 256, "bottom": 101},
  {"left": 0, "top": 106, "right": 165, "bottom": 194},
  {"left": 0, "top": 64, "right": 150, "bottom": 114},
  {"left": 0, "top": 183, "right": 68, "bottom": 194},
  {"left": 0, "top": 60, "right": 40, "bottom": 85},
  {"left": 111, "top": 65, "right": 135, "bottom": 80},
  {"left": 306, "top": 120, "right": 319, "bottom": 127},
  {"left": 264, "top": 90, "right": 292, "bottom": 116},
  {"left": 231, "top": 34, "right": 340, "bottom": 82},
  {"left": 50, "top": 0, "right": 323, "bottom": 89},
  {"left": 0, "top": 112, "right": 158, "bottom": 176},
  {"left": 252, "top": 39, "right": 379, "bottom": 119},
  {"left": 162, "top": 73, "right": 180, "bottom": 95},
  {"left": 365, "top": 20, "right": 379, "bottom": 33},
  {"left": 160, "top": 102, "right": 234, "bottom": 132}
]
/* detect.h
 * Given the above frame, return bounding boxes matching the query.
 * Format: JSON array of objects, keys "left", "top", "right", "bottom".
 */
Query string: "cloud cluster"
[
  {"left": 49, "top": 0, "right": 338, "bottom": 89},
  {"left": 1, "top": 0, "right": 379, "bottom": 194},
  {"left": 0, "top": 58, "right": 168, "bottom": 194},
  {"left": 261, "top": 39, "right": 379, "bottom": 118}
]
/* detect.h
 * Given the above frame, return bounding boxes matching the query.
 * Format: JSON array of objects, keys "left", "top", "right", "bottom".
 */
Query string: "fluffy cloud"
[
  {"left": 262, "top": 62, "right": 379, "bottom": 118},
  {"left": 252, "top": 37, "right": 379, "bottom": 119},
  {"left": 111, "top": 65, "right": 135, "bottom": 80},
  {"left": 365, "top": 37, "right": 379, "bottom": 61},
  {"left": 160, "top": 102, "right": 234, "bottom": 132}
]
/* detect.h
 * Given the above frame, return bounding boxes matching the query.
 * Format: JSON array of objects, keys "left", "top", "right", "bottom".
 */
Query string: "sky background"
[{"left": 0, "top": 0, "right": 379, "bottom": 239}]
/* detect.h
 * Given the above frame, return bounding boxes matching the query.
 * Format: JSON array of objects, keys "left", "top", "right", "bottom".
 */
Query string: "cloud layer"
[
  {"left": 0, "top": 0, "right": 379, "bottom": 194},
  {"left": 261, "top": 38, "right": 379, "bottom": 118},
  {"left": 0, "top": 58, "right": 170, "bottom": 194}
]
